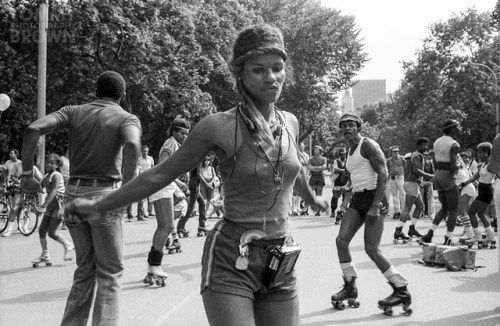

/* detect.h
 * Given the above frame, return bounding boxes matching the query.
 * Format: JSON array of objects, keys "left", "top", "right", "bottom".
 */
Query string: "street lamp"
[{"left": 469, "top": 62, "right": 499, "bottom": 135}]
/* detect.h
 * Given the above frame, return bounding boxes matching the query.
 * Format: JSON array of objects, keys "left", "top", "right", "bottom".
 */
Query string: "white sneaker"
[
  {"left": 2, "top": 223, "right": 13, "bottom": 237},
  {"left": 148, "top": 265, "right": 168, "bottom": 278}
]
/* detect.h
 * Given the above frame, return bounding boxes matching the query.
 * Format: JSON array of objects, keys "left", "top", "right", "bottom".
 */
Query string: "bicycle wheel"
[
  {"left": 0, "top": 201, "right": 8, "bottom": 233},
  {"left": 17, "top": 202, "right": 40, "bottom": 236}
]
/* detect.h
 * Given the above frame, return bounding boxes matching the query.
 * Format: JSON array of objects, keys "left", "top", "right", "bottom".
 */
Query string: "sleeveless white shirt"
[{"left": 346, "top": 137, "right": 378, "bottom": 192}]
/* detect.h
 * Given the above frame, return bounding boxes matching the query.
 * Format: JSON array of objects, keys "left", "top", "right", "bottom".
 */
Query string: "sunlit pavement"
[{"left": 1, "top": 184, "right": 499, "bottom": 326}]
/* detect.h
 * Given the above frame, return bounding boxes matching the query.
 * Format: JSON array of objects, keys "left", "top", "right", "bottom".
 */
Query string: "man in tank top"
[{"left": 331, "top": 113, "right": 412, "bottom": 312}]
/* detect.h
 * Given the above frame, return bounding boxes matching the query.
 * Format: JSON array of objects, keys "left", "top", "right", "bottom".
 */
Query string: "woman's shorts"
[
  {"left": 150, "top": 183, "right": 177, "bottom": 201},
  {"left": 45, "top": 196, "right": 64, "bottom": 219},
  {"left": 433, "top": 170, "right": 457, "bottom": 192},
  {"left": 476, "top": 183, "right": 493, "bottom": 204},
  {"left": 403, "top": 181, "right": 420, "bottom": 198},
  {"left": 460, "top": 183, "right": 477, "bottom": 199},
  {"left": 200, "top": 219, "right": 297, "bottom": 302},
  {"left": 309, "top": 174, "right": 325, "bottom": 187}
]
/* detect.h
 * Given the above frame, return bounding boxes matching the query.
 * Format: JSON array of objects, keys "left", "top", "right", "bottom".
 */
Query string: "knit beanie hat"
[{"left": 230, "top": 24, "right": 287, "bottom": 145}]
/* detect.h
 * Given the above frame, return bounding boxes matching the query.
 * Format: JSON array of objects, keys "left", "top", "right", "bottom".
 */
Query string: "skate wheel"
[
  {"left": 383, "top": 307, "right": 393, "bottom": 316},
  {"left": 467, "top": 243, "right": 472, "bottom": 249},
  {"left": 393, "top": 239, "right": 397, "bottom": 244},
  {"left": 347, "top": 299, "right": 360, "bottom": 308},
  {"left": 403, "top": 306, "right": 412, "bottom": 316},
  {"left": 403, "top": 240, "right": 408, "bottom": 244},
  {"left": 33, "top": 263, "right": 38, "bottom": 268},
  {"left": 46, "top": 262, "right": 52, "bottom": 267},
  {"left": 160, "top": 279, "right": 166, "bottom": 287},
  {"left": 335, "top": 301, "right": 345, "bottom": 310}
]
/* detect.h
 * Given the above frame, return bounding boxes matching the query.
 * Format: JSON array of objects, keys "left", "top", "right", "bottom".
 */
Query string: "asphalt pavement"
[{"left": 1, "top": 184, "right": 500, "bottom": 326}]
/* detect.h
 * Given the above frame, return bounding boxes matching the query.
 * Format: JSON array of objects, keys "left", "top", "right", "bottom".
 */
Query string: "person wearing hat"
[
  {"left": 393, "top": 137, "right": 433, "bottom": 243},
  {"left": 421, "top": 119, "right": 461, "bottom": 245},
  {"left": 386, "top": 146, "right": 406, "bottom": 219},
  {"left": 21, "top": 71, "right": 142, "bottom": 325},
  {"left": 330, "top": 146, "right": 351, "bottom": 223},
  {"left": 65, "top": 24, "right": 327, "bottom": 325},
  {"left": 331, "top": 113, "right": 412, "bottom": 313},
  {"left": 309, "top": 145, "right": 328, "bottom": 215}
]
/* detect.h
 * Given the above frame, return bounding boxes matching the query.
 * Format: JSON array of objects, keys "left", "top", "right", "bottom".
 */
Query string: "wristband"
[{"left": 22, "top": 170, "right": 33, "bottom": 176}]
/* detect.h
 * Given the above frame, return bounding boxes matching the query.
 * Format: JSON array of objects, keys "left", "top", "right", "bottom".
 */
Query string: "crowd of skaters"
[{"left": 0, "top": 23, "right": 498, "bottom": 326}]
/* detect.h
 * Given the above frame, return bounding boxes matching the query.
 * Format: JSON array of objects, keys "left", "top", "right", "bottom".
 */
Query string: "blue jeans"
[{"left": 61, "top": 184, "right": 124, "bottom": 326}]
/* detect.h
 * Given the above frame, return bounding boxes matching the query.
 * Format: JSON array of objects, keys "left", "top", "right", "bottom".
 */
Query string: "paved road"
[{"left": 1, "top": 188, "right": 500, "bottom": 326}]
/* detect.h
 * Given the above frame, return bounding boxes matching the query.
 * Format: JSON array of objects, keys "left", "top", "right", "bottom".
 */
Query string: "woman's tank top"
[
  {"left": 43, "top": 171, "right": 65, "bottom": 195},
  {"left": 478, "top": 163, "right": 495, "bottom": 184},
  {"left": 218, "top": 110, "right": 301, "bottom": 238},
  {"left": 346, "top": 137, "right": 378, "bottom": 192}
]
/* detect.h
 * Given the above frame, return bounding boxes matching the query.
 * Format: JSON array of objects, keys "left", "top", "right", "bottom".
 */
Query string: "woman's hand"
[{"left": 309, "top": 196, "right": 329, "bottom": 213}]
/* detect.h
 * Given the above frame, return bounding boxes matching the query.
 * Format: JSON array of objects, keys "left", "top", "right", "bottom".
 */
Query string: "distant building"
[
  {"left": 341, "top": 89, "right": 354, "bottom": 113},
  {"left": 352, "top": 79, "right": 386, "bottom": 109}
]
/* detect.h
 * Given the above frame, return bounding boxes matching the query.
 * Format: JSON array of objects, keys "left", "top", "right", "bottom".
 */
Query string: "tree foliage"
[
  {"left": 0, "top": 0, "right": 366, "bottom": 162},
  {"left": 363, "top": 6, "right": 500, "bottom": 154}
]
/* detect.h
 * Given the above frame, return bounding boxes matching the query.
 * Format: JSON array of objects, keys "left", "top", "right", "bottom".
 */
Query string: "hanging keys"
[{"left": 235, "top": 244, "right": 249, "bottom": 270}]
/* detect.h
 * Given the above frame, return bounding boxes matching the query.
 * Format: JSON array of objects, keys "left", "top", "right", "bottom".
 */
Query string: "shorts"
[
  {"left": 460, "top": 183, "right": 476, "bottom": 199},
  {"left": 45, "top": 195, "right": 64, "bottom": 219},
  {"left": 349, "top": 189, "right": 377, "bottom": 217},
  {"left": 309, "top": 174, "right": 325, "bottom": 187},
  {"left": 403, "top": 182, "right": 420, "bottom": 198},
  {"left": 150, "top": 183, "right": 177, "bottom": 201},
  {"left": 433, "top": 169, "right": 457, "bottom": 192},
  {"left": 476, "top": 183, "right": 493, "bottom": 204},
  {"left": 200, "top": 219, "right": 297, "bottom": 301}
]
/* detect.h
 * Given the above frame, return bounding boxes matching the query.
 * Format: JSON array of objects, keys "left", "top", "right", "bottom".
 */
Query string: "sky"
[{"left": 322, "top": 0, "right": 498, "bottom": 93}]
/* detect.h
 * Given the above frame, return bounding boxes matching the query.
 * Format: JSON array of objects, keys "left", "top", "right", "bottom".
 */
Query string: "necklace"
[{"left": 248, "top": 110, "right": 284, "bottom": 191}]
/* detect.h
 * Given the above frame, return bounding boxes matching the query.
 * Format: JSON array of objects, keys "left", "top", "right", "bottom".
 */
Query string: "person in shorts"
[
  {"left": 68, "top": 24, "right": 327, "bottom": 326},
  {"left": 421, "top": 119, "right": 461, "bottom": 245}
]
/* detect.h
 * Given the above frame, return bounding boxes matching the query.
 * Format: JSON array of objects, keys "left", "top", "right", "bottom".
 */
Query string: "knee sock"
[
  {"left": 446, "top": 231, "right": 453, "bottom": 238},
  {"left": 383, "top": 265, "right": 408, "bottom": 287},
  {"left": 340, "top": 262, "right": 357, "bottom": 282},
  {"left": 397, "top": 221, "right": 405, "bottom": 228},
  {"left": 410, "top": 217, "right": 419, "bottom": 226}
]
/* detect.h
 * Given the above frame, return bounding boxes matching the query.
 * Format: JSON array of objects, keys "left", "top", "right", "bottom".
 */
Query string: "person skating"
[
  {"left": 146, "top": 118, "right": 191, "bottom": 285},
  {"left": 67, "top": 24, "right": 327, "bottom": 325},
  {"left": 331, "top": 113, "right": 412, "bottom": 316},
  {"left": 421, "top": 119, "right": 461, "bottom": 246},
  {"left": 32, "top": 153, "right": 74, "bottom": 267},
  {"left": 394, "top": 138, "right": 433, "bottom": 243},
  {"left": 22, "top": 71, "right": 142, "bottom": 326}
]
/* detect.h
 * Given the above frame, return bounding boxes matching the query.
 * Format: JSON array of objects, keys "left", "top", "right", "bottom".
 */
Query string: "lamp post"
[{"left": 470, "top": 62, "right": 499, "bottom": 135}]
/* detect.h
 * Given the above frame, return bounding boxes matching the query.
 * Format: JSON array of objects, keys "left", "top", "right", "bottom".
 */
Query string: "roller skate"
[
  {"left": 407, "top": 225, "right": 422, "bottom": 240},
  {"left": 330, "top": 276, "right": 360, "bottom": 310},
  {"left": 63, "top": 244, "right": 75, "bottom": 261},
  {"left": 418, "top": 229, "right": 433, "bottom": 245},
  {"left": 177, "top": 228, "right": 189, "bottom": 238},
  {"left": 483, "top": 230, "right": 497, "bottom": 249},
  {"left": 443, "top": 236, "right": 456, "bottom": 246},
  {"left": 393, "top": 227, "right": 410, "bottom": 244},
  {"left": 166, "top": 239, "right": 182, "bottom": 254},
  {"left": 143, "top": 247, "right": 167, "bottom": 287},
  {"left": 32, "top": 251, "right": 52, "bottom": 268},
  {"left": 465, "top": 230, "right": 485, "bottom": 249},
  {"left": 378, "top": 283, "right": 412, "bottom": 316},
  {"left": 335, "top": 209, "right": 345, "bottom": 225},
  {"left": 197, "top": 227, "right": 208, "bottom": 237}
]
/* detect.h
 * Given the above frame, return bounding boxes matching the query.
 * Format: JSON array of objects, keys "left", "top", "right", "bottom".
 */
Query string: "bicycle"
[
  {"left": 17, "top": 192, "right": 42, "bottom": 236},
  {"left": 0, "top": 185, "right": 16, "bottom": 233}
]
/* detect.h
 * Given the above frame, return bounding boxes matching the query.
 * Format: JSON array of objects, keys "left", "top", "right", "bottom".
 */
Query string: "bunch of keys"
[
  {"left": 235, "top": 244, "right": 249, "bottom": 270},
  {"left": 235, "top": 229, "right": 266, "bottom": 271}
]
